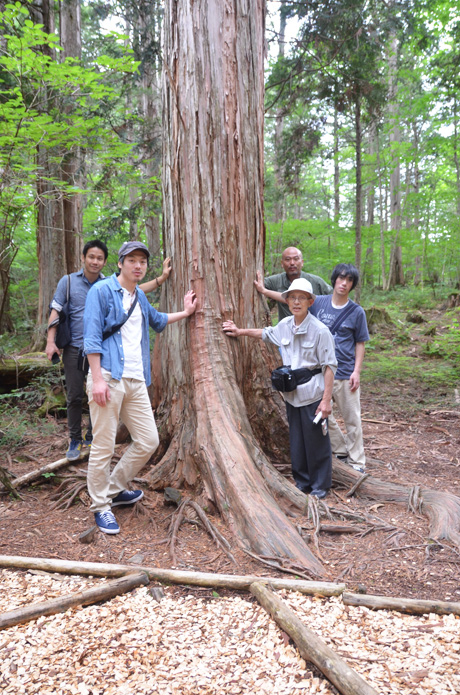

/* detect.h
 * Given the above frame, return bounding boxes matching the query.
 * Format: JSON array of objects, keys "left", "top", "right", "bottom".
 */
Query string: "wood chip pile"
[{"left": 0, "top": 570, "right": 459, "bottom": 694}]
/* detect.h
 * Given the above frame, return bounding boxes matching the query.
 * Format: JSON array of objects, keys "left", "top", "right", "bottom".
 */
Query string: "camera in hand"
[{"left": 51, "top": 352, "right": 60, "bottom": 365}]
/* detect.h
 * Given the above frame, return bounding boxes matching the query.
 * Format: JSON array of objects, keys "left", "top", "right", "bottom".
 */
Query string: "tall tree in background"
[
  {"left": 0, "top": 2, "right": 139, "bottom": 334},
  {"left": 148, "top": 0, "right": 324, "bottom": 576},
  {"left": 60, "top": 0, "right": 83, "bottom": 272},
  {"left": 32, "top": 0, "right": 67, "bottom": 333},
  {"left": 384, "top": 31, "right": 404, "bottom": 289}
]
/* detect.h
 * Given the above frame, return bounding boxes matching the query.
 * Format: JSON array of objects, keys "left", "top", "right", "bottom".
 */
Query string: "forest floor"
[
  {"left": 1, "top": 302, "right": 460, "bottom": 694},
  {"left": 1, "top": 389, "right": 459, "bottom": 603},
  {"left": 1, "top": 307, "right": 459, "bottom": 602}
]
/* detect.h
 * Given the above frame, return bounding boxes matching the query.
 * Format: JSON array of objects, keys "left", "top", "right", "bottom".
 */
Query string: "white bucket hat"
[{"left": 281, "top": 278, "right": 316, "bottom": 300}]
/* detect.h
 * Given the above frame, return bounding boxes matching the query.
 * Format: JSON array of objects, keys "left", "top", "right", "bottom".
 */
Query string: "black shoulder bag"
[
  {"left": 328, "top": 301, "right": 357, "bottom": 335},
  {"left": 78, "top": 292, "right": 139, "bottom": 374},
  {"left": 48, "top": 275, "right": 72, "bottom": 349}
]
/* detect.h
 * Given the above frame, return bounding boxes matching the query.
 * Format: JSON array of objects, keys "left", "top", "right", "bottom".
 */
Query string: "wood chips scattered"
[{"left": 0, "top": 569, "right": 459, "bottom": 694}]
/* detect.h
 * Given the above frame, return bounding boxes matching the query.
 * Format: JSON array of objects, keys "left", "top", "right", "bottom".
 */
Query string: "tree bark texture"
[
  {"left": 385, "top": 33, "right": 404, "bottom": 290},
  {"left": 33, "top": 0, "right": 67, "bottom": 334},
  {"left": 60, "top": 0, "right": 83, "bottom": 272},
  {"left": 150, "top": 0, "right": 324, "bottom": 576},
  {"left": 354, "top": 95, "right": 362, "bottom": 303}
]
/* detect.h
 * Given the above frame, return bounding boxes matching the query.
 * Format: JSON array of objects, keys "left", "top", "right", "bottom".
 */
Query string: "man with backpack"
[
  {"left": 46, "top": 239, "right": 172, "bottom": 461},
  {"left": 46, "top": 240, "right": 109, "bottom": 460}
]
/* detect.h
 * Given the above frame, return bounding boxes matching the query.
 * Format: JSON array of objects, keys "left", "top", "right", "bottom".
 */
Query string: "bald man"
[{"left": 254, "top": 247, "right": 332, "bottom": 321}]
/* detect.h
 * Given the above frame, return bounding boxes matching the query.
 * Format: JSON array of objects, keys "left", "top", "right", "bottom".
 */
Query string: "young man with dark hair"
[
  {"left": 83, "top": 241, "right": 197, "bottom": 534},
  {"left": 223, "top": 278, "right": 337, "bottom": 499},
  {"left": 46, "top": 240, "right": 172, "bottom": 461},
  {"left": 309, "top": 263, "right": 369, "bottom": 472},
  {"left": 46, "top": 240, "right": 109, "bottom": 460},
  {"left": 254, "top": 246, "right": 332, "bottom": 321}
]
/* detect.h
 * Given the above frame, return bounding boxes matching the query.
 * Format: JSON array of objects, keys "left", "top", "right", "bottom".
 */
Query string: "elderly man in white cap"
[
  {"left": 223, "top": 278, "right": 337, "bottom": 499},
  {"left": 83, "top": 241, "right": 197, "bottom": 534}
]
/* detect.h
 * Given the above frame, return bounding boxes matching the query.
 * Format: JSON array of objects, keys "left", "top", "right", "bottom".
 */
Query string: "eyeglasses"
[{"left": 287, "top": 295, "right": 311, "bottom": 304}]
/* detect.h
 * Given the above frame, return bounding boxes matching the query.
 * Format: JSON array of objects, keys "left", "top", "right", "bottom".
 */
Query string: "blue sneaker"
[
  {"left": 95, "top": 510, "right": 120, "bottom": 535},
  {"left": 111, "top": 490, "right": 144, "bottom": 507},
  {"left": 82, "top": 434, "right": 92, "bottom": 450},
  {"left": 66, "top": 439, "right": 82, "bottom": 461}
]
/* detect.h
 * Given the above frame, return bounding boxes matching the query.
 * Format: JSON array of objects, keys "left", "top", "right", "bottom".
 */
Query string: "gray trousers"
[
  {"left": 286, "top": 400, "right": 332, "bottom": 493},
  {"left": 62, "top": 345, "right": 91, "bottom": 441}
]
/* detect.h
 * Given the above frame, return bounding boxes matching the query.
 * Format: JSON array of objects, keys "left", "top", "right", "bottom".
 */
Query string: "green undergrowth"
[
  {"left": 361, "top": 286, "right": 460, "bottom": 405},
  {"left": 0, "top": 373, "right": 62, "bottom": 450}
]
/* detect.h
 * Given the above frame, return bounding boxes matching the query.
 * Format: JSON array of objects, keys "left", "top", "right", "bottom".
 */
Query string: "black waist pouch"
[{"left": 271, "top": 365, "right": 321, "bottom": 392}]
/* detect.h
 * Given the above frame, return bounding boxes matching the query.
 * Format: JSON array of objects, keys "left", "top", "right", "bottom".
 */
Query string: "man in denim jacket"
[
  {"left": 223, "top": 278, "right": 337, "bottom": 499},
  {"left": 83, "top": 241, "right": 196, "bottom": 535}
]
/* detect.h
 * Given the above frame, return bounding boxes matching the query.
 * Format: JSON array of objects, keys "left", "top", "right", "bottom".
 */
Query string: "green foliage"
[
  {"left": 0, "top": 370, "right": 61, "bottom": 448},
  {"left": 264, "top": 2, "right": 460, "bottom": 289},
  {"left": 265, "top": 217, "right": 353, "bottom": 277},
  {"left": 362, "top": 287, "right": 460, "bottom": 401}
]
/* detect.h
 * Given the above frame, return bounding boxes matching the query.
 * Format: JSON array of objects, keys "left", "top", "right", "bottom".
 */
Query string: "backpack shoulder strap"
[{"left": 329, "top": 300, "right": 357, "bottom": 335}]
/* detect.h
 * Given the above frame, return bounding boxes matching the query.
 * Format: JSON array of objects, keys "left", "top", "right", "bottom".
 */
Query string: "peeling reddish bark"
[{"left": 147, "top": 0, "right": 325, "bottom": 576}]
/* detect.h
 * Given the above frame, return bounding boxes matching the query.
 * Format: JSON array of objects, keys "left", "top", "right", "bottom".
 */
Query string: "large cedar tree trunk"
[{"left": 147, "top": 0, "right": 324, "bottom": 576}]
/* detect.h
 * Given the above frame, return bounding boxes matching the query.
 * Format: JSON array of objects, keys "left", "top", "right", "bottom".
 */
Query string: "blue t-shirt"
[{"left": 309, "top": 296, "right": 369, "bottom": 379}]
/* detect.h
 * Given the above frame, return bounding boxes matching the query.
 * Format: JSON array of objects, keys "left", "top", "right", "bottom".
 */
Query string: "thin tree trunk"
[
  {"left": 343, "top": 591, "right": 460, "bottom": 617},
  {"left": 32, "top": 0, "right": 67, "bottom": 340},
  {"left": 60, "top": 0, "right": 83, "bottom": 272},
  {"left": 354, "top": 95, "right": 362, "bottom": 302},
  {"left": 334, "top": 106, "right": 340, "bottom": 224},
  {"left": 376, "top": 131, "right": 386, "bottom": 287},
  {"left": 385, "top": 33, "right": 403, "bottom": 290}
]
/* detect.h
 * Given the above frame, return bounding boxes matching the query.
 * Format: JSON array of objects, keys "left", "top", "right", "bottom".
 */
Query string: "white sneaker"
[{"left": 351, "top": 463, "right": 365, "bottom": 473}]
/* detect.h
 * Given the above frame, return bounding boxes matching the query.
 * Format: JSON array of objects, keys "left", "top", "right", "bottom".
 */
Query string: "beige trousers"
[
  {"left": 86, "top": 373, "right": 159, "bottom": 513},
  {"left": 328, "top": 379, "right": 366, "bottom": 467}
]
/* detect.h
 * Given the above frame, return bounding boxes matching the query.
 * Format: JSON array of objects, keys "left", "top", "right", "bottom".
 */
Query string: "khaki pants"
[
  {"left": 328, "top": 380, "right": 365, "bottom": 467},
  {"left": 86, "top": 373, "right": 159, "bottom": 513}
]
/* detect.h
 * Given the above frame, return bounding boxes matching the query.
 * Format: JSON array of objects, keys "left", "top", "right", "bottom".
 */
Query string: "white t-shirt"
[{"left": 119, "top": 288, "right": 144, "bottom": 380}]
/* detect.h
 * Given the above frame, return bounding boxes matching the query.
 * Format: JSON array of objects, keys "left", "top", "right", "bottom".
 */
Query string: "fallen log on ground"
[
  {"left": 0, "top": 453, "right": 88, "bottom": 492},
  {"left": 0, "top": 555, "right": 346, "bottom": 596},
  {"left": 0, "top": 572, "right": 149, "bottom": 630},
  {"left": 0, "top": 353, "right": 56, "bottom": 389},
  {"left": 332, "top": 458, "right": 460, "bottom": 549},
  {"left": 343, "top": 591, "right": 460, "bottom": 617},
  {"left": 250, "top": 581, "right": 378, "bottom": 695}
]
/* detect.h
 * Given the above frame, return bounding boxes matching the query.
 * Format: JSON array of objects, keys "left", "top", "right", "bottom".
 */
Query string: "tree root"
[
  {"left": 49, "top": 474, "right": 89, "bottom": 511},
  {"left": 243, "top": 550, "right": 315, "bottom": 580},
  {"left": 168, "top": 499, "right": 236, "bottom": 566},
  {"left": 333, "top": 459, "right": 460, "bottom": 549}
]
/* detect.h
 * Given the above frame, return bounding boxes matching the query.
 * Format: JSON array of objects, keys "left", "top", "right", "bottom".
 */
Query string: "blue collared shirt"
[
  {"left": 83, "top": 273, "right": 168, "bottom": 386},
  {"left": 51, "top": 269, "right": 105, "bottom": 348}
]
